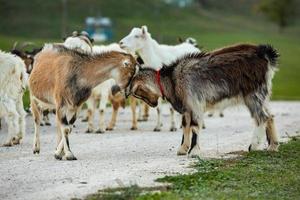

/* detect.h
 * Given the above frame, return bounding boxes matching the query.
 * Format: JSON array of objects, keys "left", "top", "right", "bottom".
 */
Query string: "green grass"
[
  {"left": 84, "top": 139, "right": 300, "bottom": 200},
  {"left": 0, "top": 0, "right": 299, "bottom": 102}
]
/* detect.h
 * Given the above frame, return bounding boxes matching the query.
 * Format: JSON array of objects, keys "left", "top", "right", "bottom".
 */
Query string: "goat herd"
[{"left": 0, "top": 26, "right": 280, "bottom": 161}]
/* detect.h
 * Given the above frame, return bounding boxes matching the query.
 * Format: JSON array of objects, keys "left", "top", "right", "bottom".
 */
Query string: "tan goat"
[{"left": 29, "top": 44, "right": 137, "bottom": 160}]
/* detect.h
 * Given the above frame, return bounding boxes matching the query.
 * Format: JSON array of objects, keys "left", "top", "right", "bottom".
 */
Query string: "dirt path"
[{"left": 0, "top": 101, "right": 299, "bottom": 200}]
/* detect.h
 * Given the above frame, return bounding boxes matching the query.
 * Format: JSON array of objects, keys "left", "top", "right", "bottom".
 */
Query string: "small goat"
[
  {"left": 29, "top": 44, "right": 137, "bottom": 160},
  {"left": 120, "top": 26, "right": 200, "bottom": 131},
  {"left": 127, "top": 44, "right": 280, "bottom": 157},
  {"left": 83, "top": 43, "right": 126, "bottom": 133},
  {"left": 0, "top": 50, "right": 27, "bottom": 146}
]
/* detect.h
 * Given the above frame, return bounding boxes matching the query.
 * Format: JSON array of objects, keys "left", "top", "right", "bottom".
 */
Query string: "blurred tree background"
[{"left": 0, "top": 0, "right": 299, "bottom": 100}]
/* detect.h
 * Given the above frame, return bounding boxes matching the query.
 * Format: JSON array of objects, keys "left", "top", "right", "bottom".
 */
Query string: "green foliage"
[
  {"left": 0, "top": 0, "right": 299, "bottom": 102},
  {"left": 85, "top": 139, "right": 300, "bottom": 200},
  {"left": 257, "top": 0, "right": 296, "bottom": 30}
]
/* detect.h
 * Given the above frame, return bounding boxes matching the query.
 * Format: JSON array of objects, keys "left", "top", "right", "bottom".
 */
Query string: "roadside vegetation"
[{"left": 84, "top": 138, "right": 300, "bottom": 200}]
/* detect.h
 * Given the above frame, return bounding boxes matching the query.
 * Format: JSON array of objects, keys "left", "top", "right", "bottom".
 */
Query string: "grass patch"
[{"left": 84, "top": 139, "right": 300, "bottom": 200}]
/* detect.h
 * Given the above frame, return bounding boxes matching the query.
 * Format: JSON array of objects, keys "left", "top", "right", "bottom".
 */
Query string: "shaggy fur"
[
  {"left": 0, "top": 50, "right": 27, "bottom": 146},
  {"left": 128, "top": 43, "right": 280, "bottom": 157}
]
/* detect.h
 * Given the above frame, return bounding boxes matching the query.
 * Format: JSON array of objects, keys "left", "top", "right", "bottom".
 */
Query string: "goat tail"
[{"left": 257, "top": 44, "right": 279, "bottom": 68}]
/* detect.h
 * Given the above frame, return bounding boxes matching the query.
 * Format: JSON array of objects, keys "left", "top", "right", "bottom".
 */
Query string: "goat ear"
[{"left": 141, "top": 25, "right": 148, "bottom": 35}]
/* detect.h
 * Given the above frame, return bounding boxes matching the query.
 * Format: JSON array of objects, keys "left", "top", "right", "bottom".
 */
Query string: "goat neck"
[{"left": 137, "top": 38, "right": 162, "bottom": 69}]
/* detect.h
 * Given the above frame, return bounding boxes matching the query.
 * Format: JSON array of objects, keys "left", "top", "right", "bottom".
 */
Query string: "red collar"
[{"left": 156, "top": 70, "right": 165, "bottom": 98}]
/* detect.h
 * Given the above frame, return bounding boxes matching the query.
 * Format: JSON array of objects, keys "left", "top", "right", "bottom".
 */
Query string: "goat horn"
[
  {"left": 12, "top": 41, "right": 19, "bottom": 50},
  {"left": 19, "top": 42, "right": 35, "bottom": 50}
]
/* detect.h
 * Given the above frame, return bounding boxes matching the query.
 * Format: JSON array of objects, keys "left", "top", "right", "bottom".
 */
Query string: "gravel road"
[{"left": 0, "top": 101, "right": 299, "bottom": 200}]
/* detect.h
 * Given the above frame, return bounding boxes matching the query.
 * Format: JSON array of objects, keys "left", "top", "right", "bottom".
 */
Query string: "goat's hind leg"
[
  {"left": 31, "top": 99, "right": 42, "bottom": 153},
  {"left": 55, "top": 108, "right": 77, "bottom": 160},
  {"left": 177, "top": 112, "right": 192, "bottom": 155},
  {"left": 12, "top": 95, "right": 26, "bottom": 145},
  {"left": 245, "top": 95, "right": 276, "bottom": 151},
  {"left": 2, "top": 102, "right": 20, "bottom": 147},
  {"left": 266, "top": 114, "right": 279, "bottom": 151}
]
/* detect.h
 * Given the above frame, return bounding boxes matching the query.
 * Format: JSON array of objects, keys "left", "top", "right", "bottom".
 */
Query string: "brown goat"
[
  {"left": 29, "top": 44, "right": 137, "bottom": 160},
  {"left": 127, "top": 43, "right": 280, "bottom": 157}
]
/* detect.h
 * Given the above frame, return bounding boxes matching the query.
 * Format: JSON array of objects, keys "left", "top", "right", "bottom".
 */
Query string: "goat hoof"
[
  {"left": 188, "top": 145, "right": 201, "bottom": 158},
  {"left": 130, "top": 126, "right": 138, "bottom": 130},
  {"left": 202, "top": 124, "right": 206, "bottom": 129},
  {"left": 81, "top": 118, "right": 88, "bottom": 122},
  {"left": 65, "top": 152, "right": 77, "bottom": 160},
  {"left": 267, "top": 143, "right": 279, "bottom": 152},
  {"left": 54, "top": 154, "right": 62, "bottom": 160},
  {"left": 177, "top": 150, "right": 188, "bottom": 156},
  {"left": 40, "top": 123, "right": 44, "bottom": 126},
  {"left": 153, "top": 127, "right": 161, "bottom": 132},
  {"left": 12, "top": 137, "right": 21, "bottom": 145},
  {"left": 2, "top": 142, "right": 12, "bottom": 147},
  {"left": 45, "top": 122, "right": 51, "bottom": 126},
  {"left": 177, "top": 145, "right": 189, "bottom": 156},
  {"left": 106, "top": 127, "right": 113, "bottom": 131},
  {"left": 170, "top": 127, "right": 177, "bottom": 132},
  {"left": 208, "top": 114, "right": 213, "bottom": 117},
  {"left": 33, "top": 149, "right": 40, "bottom": 154},
  {"left": 248, "top": 143, "right": 262, "bottom": 151},
  {"left": 220, "top": 113, "right": 224, "bottom": 118},
  {"left": 85, "top": 129, "right": 93, "bottom": 133},
  {"left": 96, "top": 129, "right": 105, "bottom": 134}
]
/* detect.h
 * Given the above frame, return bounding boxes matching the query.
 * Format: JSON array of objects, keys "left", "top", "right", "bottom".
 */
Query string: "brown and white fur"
[
  {"left": 127, "top": 44, "right": 280, "bottom": 157},
  {"left": 29, "top": 44, "right": 137, "bottom": 160}
]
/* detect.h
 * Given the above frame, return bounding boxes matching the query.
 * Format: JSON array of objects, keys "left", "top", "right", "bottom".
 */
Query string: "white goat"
[
  {"left": 120, "top": 26, "right": 200, "bottom": 131},
  {"left": 0, "top": 50, "right": 27, "bottom": 146}
]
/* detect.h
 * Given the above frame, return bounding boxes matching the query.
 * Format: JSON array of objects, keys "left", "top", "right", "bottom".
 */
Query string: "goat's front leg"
[
  {"left": 106, "top": 101, "right": 119, "bottom": 131},
  {"left": 96, "top": 95, "right": 107, "bottom": 133},
  {"left": 169, "top": 107, "right": 177, "bottom": 132},
  {"left": 85, "top": 98, "right": 96, "bottom": 133},
  {"left": 177, "top": 112, "right": 192, "bottom": 155},
  {"left": 137, "top": 98, "right": 143, "bottom": 122},
  {"left": 188, "top": 113, "right": 204, "bottom": 157},
  {"left": 153, "top": 98, "right": 162, "bottom": 132},
  {"left": 130, "top": 97, "right": 138, "bottom": 130}
]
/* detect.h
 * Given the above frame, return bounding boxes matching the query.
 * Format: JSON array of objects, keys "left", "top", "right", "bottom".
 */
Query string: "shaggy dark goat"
[{"left": 127, "top": 43, "right": 280, "bottom": 157}]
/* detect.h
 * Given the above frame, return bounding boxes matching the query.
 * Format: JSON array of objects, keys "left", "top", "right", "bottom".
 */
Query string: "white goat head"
[{"left": 119, "top": 26, "right": 150, "bottom": 52}]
